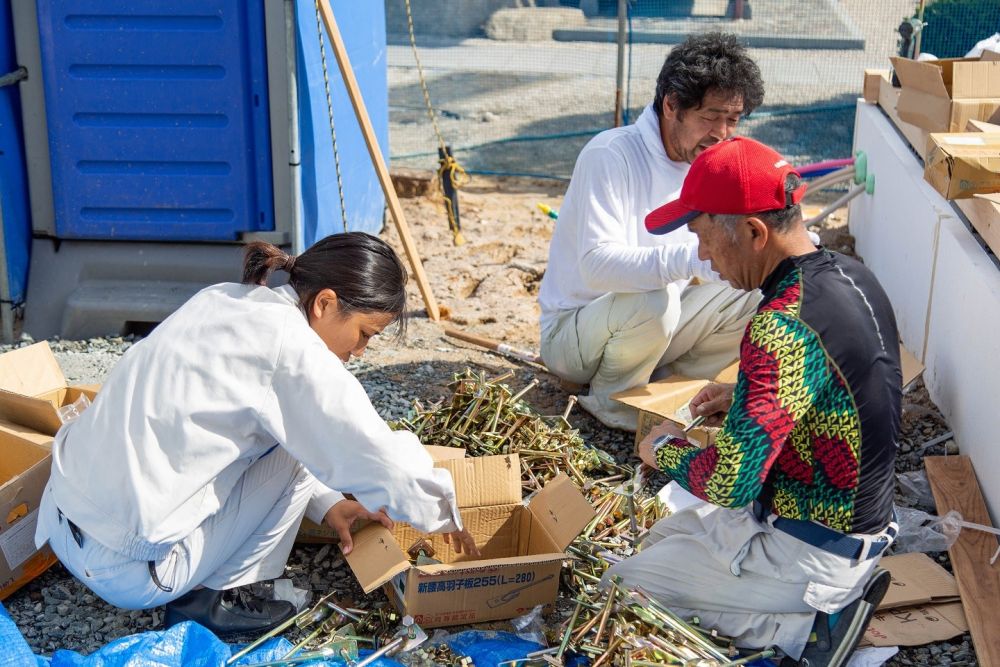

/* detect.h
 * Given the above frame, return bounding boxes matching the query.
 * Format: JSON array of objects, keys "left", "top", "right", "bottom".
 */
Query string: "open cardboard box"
[
  {"left": 0, "top": 342, "right": 99, "bottom": 436},
  {"left": 891, "top": 56, "right": 1000, "bottom": 133},
  {"left": 0, "top": 420, "right": 57, "bottom": 600},
  {"left": 344, "top": 452, "right": 595, "bottom": 628}
]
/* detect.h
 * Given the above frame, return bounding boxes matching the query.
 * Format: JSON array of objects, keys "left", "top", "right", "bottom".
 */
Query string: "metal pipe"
[
  {"left": 614, "top": 0, "right": 627, "bottom": 127},
  {"left": 804, "top": 182, "right": 866, "bottom": 227}
]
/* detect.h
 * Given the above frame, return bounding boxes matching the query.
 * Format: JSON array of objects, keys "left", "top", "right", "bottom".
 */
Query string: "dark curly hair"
[{"left": 653, "top": 32, "right": 764, "bottom": 117}]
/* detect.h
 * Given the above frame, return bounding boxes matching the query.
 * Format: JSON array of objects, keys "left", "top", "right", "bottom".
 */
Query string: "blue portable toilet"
[{"left": 9, "top": 0, "right": 389, "bottom": 339}]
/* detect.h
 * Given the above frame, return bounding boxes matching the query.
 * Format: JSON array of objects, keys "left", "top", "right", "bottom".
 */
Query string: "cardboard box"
[
  {"left": 925, "top": 132, "right": 1000, "bottom": 200},
  {"left": 617, "top": 344, "right": 921, "bottom": 452},
  {"left": 0, "top": 420, "right": 57, "bottom": 600},
  {"left": 956, "top": 193, "right": 1000, "bottom": 257},
  {"left": 861, "top": 553, "right": 968, "bottom": 648},
  {"left": 295, "top": 446, "right": 467, "bottom": 544},
  {"left": 0, "top": 342, "right": 99, "bottom": 436},
  {"left": 873, "top": 69, "right": 931, "bottom": 159},
  {"left": 344, "top": 453, "right": 595, "bottom": 628},
  {"left": 891, "top": 56, "right": 1000, "bottom": 133},
  {"left": 612, "top": 375, "right": 718, "bottom": 452}
]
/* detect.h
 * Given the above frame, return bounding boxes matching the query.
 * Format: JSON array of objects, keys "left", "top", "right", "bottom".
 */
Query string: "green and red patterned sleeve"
[{"left": 654, "top": 309, "right": 824, "bottom": 508}]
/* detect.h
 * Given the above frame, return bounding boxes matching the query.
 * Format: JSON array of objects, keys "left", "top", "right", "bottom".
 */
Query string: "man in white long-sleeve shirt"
[{"left": 538, "top": 33, "right": 766, "bottom": 430}]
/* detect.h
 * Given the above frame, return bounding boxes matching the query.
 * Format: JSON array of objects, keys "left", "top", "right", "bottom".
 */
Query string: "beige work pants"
[
  {"left": 604, "top": 499, "right": 888, "bottom": 659},
  {"left": 540, "top": 282, "right": 760, "bottom": 430}
]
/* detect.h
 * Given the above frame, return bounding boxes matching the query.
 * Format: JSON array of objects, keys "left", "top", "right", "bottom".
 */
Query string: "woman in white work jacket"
[{"left": 35, "top": 232, "right": 479, "bottom": 638}]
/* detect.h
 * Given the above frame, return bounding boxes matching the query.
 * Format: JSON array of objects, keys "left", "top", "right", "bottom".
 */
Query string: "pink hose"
[{"left": 798, "top": 157, "right": 854, "bottom": 175}]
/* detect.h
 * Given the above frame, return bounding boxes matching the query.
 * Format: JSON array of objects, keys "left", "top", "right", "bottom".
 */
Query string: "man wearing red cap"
[
  {"left": 537, "top": 33, "right": 765, "bottom": 431},
  {"left": 605, "top": 136, "right": 901, "bottom": 666}
]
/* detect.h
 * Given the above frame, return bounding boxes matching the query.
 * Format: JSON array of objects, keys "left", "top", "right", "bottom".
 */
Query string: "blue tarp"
[
  {"left": 295, "top": 0, "right": 389, "bottom": 244},
  {"left": 0, "top": 0, "right": 31, "bottom": 305}
]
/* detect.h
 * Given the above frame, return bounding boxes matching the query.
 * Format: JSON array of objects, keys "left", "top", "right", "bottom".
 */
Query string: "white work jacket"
[{"left": 38, "top": 283, "right": 461, "bottom": 562}]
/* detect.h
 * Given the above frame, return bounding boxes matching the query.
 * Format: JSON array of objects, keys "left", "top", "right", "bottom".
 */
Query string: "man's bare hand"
[
  {"left": 637, "top": 419, "right": 685, "bottom": 468},
  {"left": 323, "top": 500, "right": 393, "bottom": 556},
  {"left": 443, "top": 528, "right": 481, "bottom": 558},
  {"left": 689, "top": 382, "right": 735, "bottom": 427}
]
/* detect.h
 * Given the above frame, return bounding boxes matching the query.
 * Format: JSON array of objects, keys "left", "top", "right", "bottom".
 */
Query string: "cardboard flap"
[
  {"left": 0, "top": 420, "right": 55, "bottom": 449},
  {"left": 426, "top": 445, "right": 466, "bottom": 462},
  {"left": 0, "top": 394, "right": 65, "bottom": 436},
  {"left": 974, "top": 192, "right": 1000, "bottom": 205},
  {"left": 526, "top": 473, "right": 596, "bottom": 551},
  {"left": 411, "top": 551, "right": 566, "bottom": 576},
  {"left": 951, "top": 59, "right": 1000, "bottom": 98},
  {"left": 0, "top": 342, "right": 66, "bottom": 397},
  {"left": 878, "top": 553, "right": 960, "bottom": 609},
  {"left": 891, "top": 57, "right": 949, "bottom": 98},
  {"left": 612, "top": 376, "right": 710, "bottom": 418},
  {"left": 435, "top": 454, "right": 521, "bottom": 508},
  {"left": 343, "top": 524, "right": 411, "bottom": 593}
]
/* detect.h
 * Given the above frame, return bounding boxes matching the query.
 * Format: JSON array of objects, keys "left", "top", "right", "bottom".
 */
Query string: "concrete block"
[{"left": 485, "top": 7, "right": 586, "bottom": 41}]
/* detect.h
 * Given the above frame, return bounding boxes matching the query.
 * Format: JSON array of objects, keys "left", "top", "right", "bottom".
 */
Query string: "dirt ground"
[{"left": 380, "top": 171, "right": 854, "bottom": 356}]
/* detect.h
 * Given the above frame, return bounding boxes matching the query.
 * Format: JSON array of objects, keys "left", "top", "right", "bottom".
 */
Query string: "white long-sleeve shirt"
[
  {"left": 39, "top": 283, "right": 461, "bottom": 562},
  {"left": 538, "top": 105, "right": 717, "bottom": 330}
]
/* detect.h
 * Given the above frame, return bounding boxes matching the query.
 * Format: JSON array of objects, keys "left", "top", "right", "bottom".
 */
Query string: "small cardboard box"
[
  {"left": 891, "top": 56, "right": 1000, "bottom": 133},
  {"left": 611, "top": 363, "right": 739, "bottom": 453},
  {"left": 0, "top": 420, "right": 57, "bottom": 600},
  {"left": 344, "top": 453, "right": 595, "bottom": 628},
  {"left": 612, "top": 376, "right": 717, "bottom": 452},
  {"left": 0, "top": 342, "right": 99, "bottom": 436},
  {"left": 924, "top": 132, "right": 1000, "bottom": 200}
]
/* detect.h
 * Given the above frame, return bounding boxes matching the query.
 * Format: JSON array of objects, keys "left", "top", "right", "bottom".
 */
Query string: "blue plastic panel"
[
  {"left": 34, "top": 0, "right": 274, "bottom": 241},
  {"left": 0, "top": 0, "right": 30, "bottom": 304},
  {"left": 296, "top": 0, "right": 388, "bottom": 242}
]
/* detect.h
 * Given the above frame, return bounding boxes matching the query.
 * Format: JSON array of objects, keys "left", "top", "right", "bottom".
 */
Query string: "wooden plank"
[
  {"left": 873, "top": 70, "right": 930, "bottom": 161},
  {"left": 924, "top": 455, "right": 1000, "bottom": 666},
  {"left": 316, "top": 0, "right": 442, "bottom": 321}
]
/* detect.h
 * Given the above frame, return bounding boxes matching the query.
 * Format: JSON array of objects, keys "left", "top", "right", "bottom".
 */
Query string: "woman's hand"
[
  {"left": 689, "top": 382, "right": 735, "bottom": 427},
  {"left": 323, "top": 499, "right": 394, "bottom": 555},
  {"left": 443, "top": 528, "right": 481, "bottom": 558},
  {"left": 638, "top": 420, "right": 685, "bottom": 468}
]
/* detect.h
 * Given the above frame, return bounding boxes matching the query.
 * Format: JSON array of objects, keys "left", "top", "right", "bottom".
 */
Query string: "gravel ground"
[{"left": 0, "top": 202, "right": 981, "bottom": 664}]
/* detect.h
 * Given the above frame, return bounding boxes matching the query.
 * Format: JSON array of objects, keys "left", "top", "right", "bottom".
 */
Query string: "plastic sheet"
[
  {"left": 892, "top": 507, "right": 962, "bottom": 554},
  {"left": 896, "top": 470, "right": 935, "bottom": 512},
  {"left": 445, "top": 630, "right": 545, "bottom": 667}
]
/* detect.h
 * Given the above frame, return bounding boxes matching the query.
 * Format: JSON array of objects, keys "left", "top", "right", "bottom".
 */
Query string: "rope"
[
  {"left": 404, "top": 0, "right": 468, "bottom": 245},
  {"left": 314, "top": 0, "right": 348, "bottom": 232}
]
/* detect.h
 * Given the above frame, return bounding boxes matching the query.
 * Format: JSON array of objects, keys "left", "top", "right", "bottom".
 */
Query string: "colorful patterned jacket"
[{"left": 656, "top": 249, "right": 901, "bottom": 534}]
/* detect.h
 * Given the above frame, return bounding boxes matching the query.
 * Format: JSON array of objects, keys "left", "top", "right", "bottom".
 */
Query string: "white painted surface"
[
  {"left": 850, "top": 101, "right": 1000, "bottom": 520},
  {"left": 849, "top": 102, "right": 952, "bottom": 358},
  {"left": 924, "top": 217, "right": 1000, "bottom": 518}
]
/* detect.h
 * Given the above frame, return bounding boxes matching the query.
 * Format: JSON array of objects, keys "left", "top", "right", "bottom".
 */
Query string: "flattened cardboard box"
[
  {"left": 296, "top": 446, "right": 466, "bottom": 544},
  {"left": 0, "top": 342, "right": 100, "bottom": 436},
  {"left": 891, "top": 56, "right": 1000, "bottom": 133},
  {"left": 0, "top": 420, "right": 57, "bottom": 600},
  {"left": 860, "top": 552, "right": 968, "bottom": 648},
  {"left": 925, "top": 132, "right": 1000, "bottom": 199},
  {"left": 344, "top": 453, "right": 595, "bottom": 628}
]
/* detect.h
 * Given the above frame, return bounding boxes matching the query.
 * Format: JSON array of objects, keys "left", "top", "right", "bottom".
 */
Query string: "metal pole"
[
  {"left": 285, "top": 0, "right": 304, "bottom": 254},
  {"left": 913, "top": 0, "right": 927, "bottom": 59},
  {"left": 0, "top": 193, "right": 13, "bottom": 343},
  {"left": 614, "top": 0, "right": 626, "bottom": 127}
]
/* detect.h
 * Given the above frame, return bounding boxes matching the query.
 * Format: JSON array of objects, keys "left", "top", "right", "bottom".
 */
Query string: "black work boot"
[
  {"left": 164, "top": 584, "right": 296, "bottom": 639},
  {"left": 792, "top": 568, "right": 892, "bottom": 667}
]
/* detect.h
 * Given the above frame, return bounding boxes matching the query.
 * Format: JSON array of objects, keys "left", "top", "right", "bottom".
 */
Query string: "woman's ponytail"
[{"left": 242, "top": 242, "right": 297, "bottom": 286}]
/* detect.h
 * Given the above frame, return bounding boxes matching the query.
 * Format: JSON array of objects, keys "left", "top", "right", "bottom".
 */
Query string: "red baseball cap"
[{"left": 645, "top": 136, "right": 807, "bottom": 235}]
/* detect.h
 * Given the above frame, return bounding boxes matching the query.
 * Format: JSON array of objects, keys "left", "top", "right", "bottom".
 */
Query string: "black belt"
[{"left": 752, "top": 501, "right": 895, "bottom": 561}]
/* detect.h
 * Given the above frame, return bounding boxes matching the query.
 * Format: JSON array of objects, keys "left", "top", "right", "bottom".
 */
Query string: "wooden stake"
[{"left": 316, "top": 0, "right": 441, "bottom": 321}]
